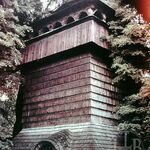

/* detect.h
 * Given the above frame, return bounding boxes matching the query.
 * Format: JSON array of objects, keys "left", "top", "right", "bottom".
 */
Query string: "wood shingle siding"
[
  {"left": 22, "top": 19, "right": 108, "bottom": 64},
  {"left": 21, "top": 53, "right": 118, "bottom": 128}
]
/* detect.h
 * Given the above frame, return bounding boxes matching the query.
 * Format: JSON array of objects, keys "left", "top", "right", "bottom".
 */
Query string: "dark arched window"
[
  {"left": 66, "top": 16, "right": 75, "bottom": 24},
  {"left": 34, "top": 141, "right": 56, "bottom": 150},
  {"left": 94, "top": 11, "right": 103, "bottom": 20},
  {"left": 79, "top": 11, "right": 88, "bottom": 19},
  {"left": 53, "top": 22, "right": 62, "bottom": 29},
  {"left": 42, "top": 27, "right": 49, "bottom": 33}
]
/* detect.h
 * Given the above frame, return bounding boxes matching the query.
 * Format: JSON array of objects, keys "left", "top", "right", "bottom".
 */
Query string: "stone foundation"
[{"left": 13, "top": 123, "right": 119, "bottom": 150}]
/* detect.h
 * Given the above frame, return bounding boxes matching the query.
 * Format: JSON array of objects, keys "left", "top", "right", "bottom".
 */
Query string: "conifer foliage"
[
  {"left": 13, "top": 0, "right": 43, "bottom": 24},
  {"left": 109, "top": 3, "right": 150, "bottom": 148},
  {"left": 0, "top": 2, "right": 31, "bottom": 149}
]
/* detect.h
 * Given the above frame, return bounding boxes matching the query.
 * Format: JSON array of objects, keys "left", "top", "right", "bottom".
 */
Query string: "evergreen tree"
[
  {"left": 1, "top": 0, "right": 149, "bottom": 149},
  {"left": 13, "top": 0, "right": 43, "bottom": 24},
  {"left": 0, "top": 1, "right": 31, "bottom": 149},
  {"left": 109, "top": 3, "right": 150, "bottom": 148}
]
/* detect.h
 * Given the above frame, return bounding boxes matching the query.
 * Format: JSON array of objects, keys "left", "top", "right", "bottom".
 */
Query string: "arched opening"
[
  {"left": 66, "top": 16, "right": 75, "bottom": 24},
  {"left": 34, "top": 141, "right": 57, "bottom": 150},
  {"left": 42, "top": 26, "right": 49, "bottom": 33},
  {"left": 79, "top": 11, "right": 88, "bottom": 19},
  {"left": 53, "top": 22, "right": 62, "bottom": 29},
  {"left": 94, "top": 10, "right": 103, "bottom": 20}
]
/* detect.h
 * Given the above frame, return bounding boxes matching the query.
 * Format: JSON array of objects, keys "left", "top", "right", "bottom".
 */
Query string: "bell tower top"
[
  {"left": 23, "top": 0, "right": 114, "bottom": 64},
  {"left": 29, "top": 0, "right": 114, "bottom": 41}
]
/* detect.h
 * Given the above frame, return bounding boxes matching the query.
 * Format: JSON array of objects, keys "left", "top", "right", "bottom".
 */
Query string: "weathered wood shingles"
[
  {"left": 90, "top": 56, "right": 119, "bottom": 125},
  {"left": 23, "top": 53, "right": 91, "bottom": 128},
  {"left": 22, "top": 52, "right": 119, "bottom": 128},
  {"left": 22, "top": 20, "right": 108, "bottom": 64}
]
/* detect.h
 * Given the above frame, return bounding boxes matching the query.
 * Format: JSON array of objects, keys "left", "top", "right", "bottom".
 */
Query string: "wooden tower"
[{"left": 13, "top": 0, "right": 121, "bottom": 149}]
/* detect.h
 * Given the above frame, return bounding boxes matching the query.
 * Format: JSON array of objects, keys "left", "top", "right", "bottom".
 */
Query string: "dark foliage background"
[
  {"left": 109, "top": 1, "right": 150, "bottom": 148},
  {"left": 0, "top": 0, "right": 149, "bottom": 149}
]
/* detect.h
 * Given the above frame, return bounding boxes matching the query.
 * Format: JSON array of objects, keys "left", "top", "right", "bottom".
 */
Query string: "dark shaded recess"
[
  {"left": 33, "top": 30, "right": 39, "bottom": 37},
  {"left": 115, "top": 44, "right": 149, "bottom": 68},
  {"left": 79, "top": 11, "right": 88, "bottom": 19},
  {"left": 34, "top": 141, "right": 56, "bottom": 150},
  {"left": 24, "top": 31, "right": 30, "bottom": 40},
  {"left": 42, "top": 26, "right": 50, "bottom": 33},
  {"left": 66, "top": 16, "right": 75, "bottom": 24},
  {"left": 20, "top": 42, "right": 111, "bottom": 74},
  {"left": 117, "top": 76, "right": 141, "bottom": 98},
  {"left": 53, "top": 22, "right": 62, "bottom": 29},
  {"left": 13, "top": 86, "right": 24, "bottom": 137},
  {"left": 94, "top": 10, "right": 103, "bottom": 20},
  {"left": 119, "top": 111, "right": 144, "bottom": 123}
]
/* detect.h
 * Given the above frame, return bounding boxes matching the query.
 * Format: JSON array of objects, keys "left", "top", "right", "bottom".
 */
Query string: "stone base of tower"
[{"left": 13, "top": 123, "right": 120, "bottom": 150}]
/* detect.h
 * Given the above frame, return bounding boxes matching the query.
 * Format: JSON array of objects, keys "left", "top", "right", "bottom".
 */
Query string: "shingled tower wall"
[{"left": 13, "top": 0, "right": 121, "bottom": 149}]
